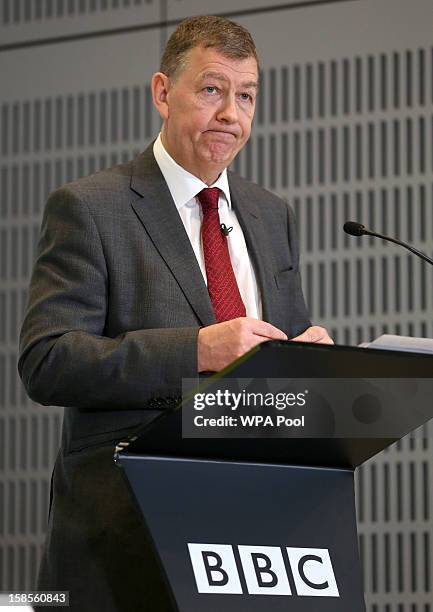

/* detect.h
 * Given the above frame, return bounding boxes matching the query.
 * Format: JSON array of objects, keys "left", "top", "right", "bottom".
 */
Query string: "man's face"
[{"left": 156, "top": 45, "right": 258, "bottom": 183}]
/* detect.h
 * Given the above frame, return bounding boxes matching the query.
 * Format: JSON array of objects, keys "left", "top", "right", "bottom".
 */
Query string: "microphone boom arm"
[{"left": 365, "top": 230, "right": 433, "bottom": 266}]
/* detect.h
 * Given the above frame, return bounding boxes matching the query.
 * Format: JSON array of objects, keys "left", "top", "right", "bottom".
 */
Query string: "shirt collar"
[{"left": 153, "top": 133, "right": 232, "bottom": 210}]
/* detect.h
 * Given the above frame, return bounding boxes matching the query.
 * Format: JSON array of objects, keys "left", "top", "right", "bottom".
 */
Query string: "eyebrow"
[{"left": 198, "top": 71, "right": 259, "bottom": 90}]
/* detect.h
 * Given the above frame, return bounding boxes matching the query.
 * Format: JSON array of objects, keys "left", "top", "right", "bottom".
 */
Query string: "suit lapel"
[
  {"left": 228, "top": 173, "right": 277, "bottom": 323},
  {"left": 130, "top": 146, "right": 216, "bottom": 327}
]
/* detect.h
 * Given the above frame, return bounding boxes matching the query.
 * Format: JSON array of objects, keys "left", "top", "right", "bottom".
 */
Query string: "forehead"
[{"left": 180, "top": 46, "right": 258, "bottom": 84}]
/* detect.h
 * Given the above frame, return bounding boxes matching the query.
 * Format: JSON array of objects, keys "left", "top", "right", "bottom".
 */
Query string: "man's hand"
[
  {"left": 198, "top": 318, "right": 288, "bottom": 372},
  {"left": 291, "top": 325, "right": 334, "bottom": 344}
]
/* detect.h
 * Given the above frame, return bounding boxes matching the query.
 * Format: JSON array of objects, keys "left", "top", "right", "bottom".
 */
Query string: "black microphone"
[
  {"left": 343, "top": 221, "right": 367, "bottom": 237},
  {"left": 220, "top": 223, "right": 233, "bottom": 237},
  {"left": 343, "top": 221, "right": 433, "bottom": 266}
]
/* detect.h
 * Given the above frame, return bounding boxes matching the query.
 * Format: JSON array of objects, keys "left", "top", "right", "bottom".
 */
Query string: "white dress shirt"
[{"left": 153, "top": 134, "right": 262, "bottom": 319}]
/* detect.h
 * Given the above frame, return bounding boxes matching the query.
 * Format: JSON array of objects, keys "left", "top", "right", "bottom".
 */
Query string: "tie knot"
[{"left": 197, "top": 187, "right": 220, "bottom": 214}]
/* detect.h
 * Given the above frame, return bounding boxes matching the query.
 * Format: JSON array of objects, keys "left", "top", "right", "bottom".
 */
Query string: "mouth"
[{"left": 205, "top": 130, "right": 237, "bottom": 139}]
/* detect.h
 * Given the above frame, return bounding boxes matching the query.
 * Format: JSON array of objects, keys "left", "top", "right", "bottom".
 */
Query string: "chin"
[
  {"left": 205, "top": 146, "right": 237, "bottom": 165},
  {"left": 209, "top": 154, "right": 231, "bottom": 165}
]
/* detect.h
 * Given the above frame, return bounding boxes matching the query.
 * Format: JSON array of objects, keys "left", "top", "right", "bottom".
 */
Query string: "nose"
[{"left": 216, "top": 93, "right": 238, "bottom": 124}]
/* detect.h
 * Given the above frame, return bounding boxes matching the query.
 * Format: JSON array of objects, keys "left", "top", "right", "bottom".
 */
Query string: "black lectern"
[{"left": 115, "top": 341, "right": 433, "bottom": 612}]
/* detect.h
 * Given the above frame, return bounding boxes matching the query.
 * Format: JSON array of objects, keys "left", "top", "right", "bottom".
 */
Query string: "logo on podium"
[{"left": 188, "top": 543, "right": 340, "bottom": 598}]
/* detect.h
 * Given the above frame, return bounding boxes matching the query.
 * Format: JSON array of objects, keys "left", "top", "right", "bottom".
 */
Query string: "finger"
[
  {"left": 309, "top": 326, "right": 334, "bottom": 343},
  {"left": 290, "top": 326, "right": 313, "bottom": 342},
  {"left": 292, "top": 326, "right": 334, "bottom": 344},
  {"left": 320, "top": 335, "right": 334, "bottom": 345},
  {"left": 249, "top": 319, "right": 288, "bottom": 340},
  {"left": 291, "top": 331, "right": 309, "bottom": 342}
]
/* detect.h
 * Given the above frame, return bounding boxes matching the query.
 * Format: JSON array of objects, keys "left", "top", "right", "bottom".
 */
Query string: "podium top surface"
[
  {"left": 222, "top": 339, "right": 433, "bottom": 378},
  {"left": 117, "top": 341, "right": 433, "bottom": 470}
]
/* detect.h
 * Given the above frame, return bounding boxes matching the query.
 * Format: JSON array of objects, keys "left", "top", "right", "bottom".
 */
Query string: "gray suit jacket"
[{"left": 18, "top": 144, "right": 310, "bottom": 611}]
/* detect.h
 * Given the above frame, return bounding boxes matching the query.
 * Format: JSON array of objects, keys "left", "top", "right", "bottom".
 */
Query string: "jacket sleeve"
[{"left": 18, "top": 187, "right": 199, "bottom": 411}]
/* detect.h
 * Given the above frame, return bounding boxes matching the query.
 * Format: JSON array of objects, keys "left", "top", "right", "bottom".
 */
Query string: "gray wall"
[{"left": 1, "top": 0, "right": 432, "bottom": 609}]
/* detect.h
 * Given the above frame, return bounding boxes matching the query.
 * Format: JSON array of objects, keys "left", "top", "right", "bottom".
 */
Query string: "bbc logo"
[{"left": 188, "top": 543, "right": 340, "bottom": 597}]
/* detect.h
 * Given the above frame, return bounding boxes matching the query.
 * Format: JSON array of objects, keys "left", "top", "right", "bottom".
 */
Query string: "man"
[{"left": 19, "top": 15, "right": 332, "bottom": 612}]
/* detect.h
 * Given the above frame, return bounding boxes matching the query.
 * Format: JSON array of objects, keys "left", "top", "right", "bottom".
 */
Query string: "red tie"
[{"left": 197, "top": 187, "right": 247, "bottom": 322}]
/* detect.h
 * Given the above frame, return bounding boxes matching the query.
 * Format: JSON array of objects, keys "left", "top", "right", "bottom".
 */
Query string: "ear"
[{"left": 151, "top": 72, "right": 170, "bottom": 121}]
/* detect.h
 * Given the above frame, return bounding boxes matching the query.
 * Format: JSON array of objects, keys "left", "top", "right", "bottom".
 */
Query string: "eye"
[
  {"left": 239, "top": 93, "right": 253, "bottom": 102},
  {"left": 204, "top": 86, "right": 218, "bottom": 94}
]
